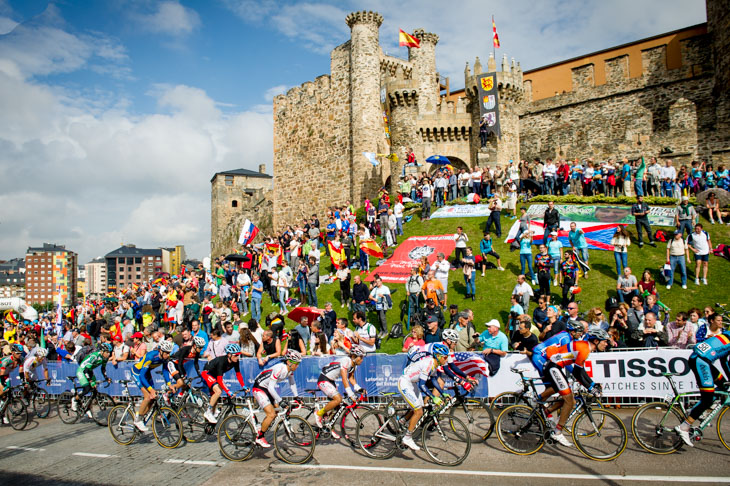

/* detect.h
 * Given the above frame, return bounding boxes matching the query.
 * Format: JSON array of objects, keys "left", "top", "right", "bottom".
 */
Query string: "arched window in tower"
[{"left": 232, "top": 200, "right": 238, "bottom": 208}]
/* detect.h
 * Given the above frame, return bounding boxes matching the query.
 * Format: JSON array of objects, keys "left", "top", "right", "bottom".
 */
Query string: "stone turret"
[
  {"left": 465, "top": 54, "right": 525, "bottom": 167},
  {"left": 409, "top": 29, "right": 439, "bottom": 115},
  {"left": 346, "top": 11, "right": 385, "bottom": 205},
  {"left": 386, "top": 80, "right": 420, "bottom": 192}
]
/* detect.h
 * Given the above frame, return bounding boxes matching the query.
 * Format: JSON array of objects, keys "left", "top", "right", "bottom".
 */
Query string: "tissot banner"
[
  {"left": 365, "top": 235, "right": 456, "bottom": 283},
  {"left": 477, "top": 72, "right": 501, "bottom": 138}
]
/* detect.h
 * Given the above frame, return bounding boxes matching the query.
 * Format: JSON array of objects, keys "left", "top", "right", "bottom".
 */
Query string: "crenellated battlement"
[
  {"left": 380, "top": 55, "right": 413, "bottom": 80},
  {"left": 412, "top": 29, "right": 439, "bottom": 46},
  {"left": 464, "top": 54, "right": 525, "bottom": 103},
  {"left": 345, "top": 10, "right": 383, "bottom": 27}
]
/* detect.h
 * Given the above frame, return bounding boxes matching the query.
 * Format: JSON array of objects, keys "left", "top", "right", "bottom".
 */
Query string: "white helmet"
[
  {"left": 284, "top": 349, "right": 302, "bottom": 363},
  {"left": 159, "top": 341, "right": 174, "bottom": 353},
  {"left": 36, "top": 347, "right": 48, "bottom": 358},
  {"left": 192, "top": 336, "right": 206, "bottom": 348},
  {"left": 442, "top": 329, "right": 459, "bottom": 343}
]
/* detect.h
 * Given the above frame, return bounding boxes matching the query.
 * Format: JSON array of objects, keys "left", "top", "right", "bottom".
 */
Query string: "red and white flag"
[
  {"left": 238, "top": 219, "right": 259, "bottom": 245},
  {"left": 492, "top": 16, "right": 500, "bottom": 48}
]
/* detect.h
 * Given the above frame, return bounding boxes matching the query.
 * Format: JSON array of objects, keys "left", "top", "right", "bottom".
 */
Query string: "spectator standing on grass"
[
  {"left": 453, "top": 227, "right": 468, "bottom": 268},
  {"left": 686, "top": 223, "right": 711, "bottom": 286},
  {"left": 420, "top": 178, "right": 433, "bottom": 221},
  {"left": 519, "top": 231, "right": 536, "bottom": 284},
  {"left": 485, "top": 196, "right": 503, "bottom": 237},
  {"left": 512, "top": 274, "right": 534, "bottom": 311},
  {"left": 547, "top": 232, "right": 563, "bottom": 285},
  {"left": 631, "top": 195, "right": 657, "bottom": 248},
  {"left": 479, "top": 232, "right": 504, "bottom": 275},
  {"left": 559, "top": 252, "right": 580, "bottom": 309},
  {"left": 369, "top": 277, "right": 392, "bottom": 338},
  {"left": 431, "top": 253, "right": 450, "bottom": 307},
  {"left": 611, "top": 226, "right": 631, "bottom": 276},
  {"left": 666, "top": 230, "right": 690, "bottom": 290},
  {"left": 542, "top": 201, "right": 560, "bottom": 245},
  {"left": 461, "top": 248, "right": 476, "bottom": 301},
  {"left": 568, "top": 222, "right": 589, "bottom": 271},
  {"left": 674, "top": 196, "right": 696, "bottom": 238}
]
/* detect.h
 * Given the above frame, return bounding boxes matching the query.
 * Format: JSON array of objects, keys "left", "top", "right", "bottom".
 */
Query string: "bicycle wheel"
[
  {"left": 152, "top": 407, "right": 183, "bottom": 449},
  {"left": 179, "top": 403, "right": 207, "bottom": 443},
  {"left": 716, "top": 406, "right": 730, "bottom": 451},
  {"left": 6, "top": 397, "right": 29, "bottom": 430},
  {"left": 341, "top": 404, "right": 375, "bottom": 446},
  {"left": 452, "top": 398, "right": 495, "bottom": 442},
  {"left": 90, "top": 393, "right": 115, "bottom": 426},
  {"left": 421, "top": 414, "right": 471, "bottom": 466},
  {"left": 33, "top": 391, "right": 51, "bottom": 419},
  {"left": 496, "top": 405, "right": 545, "bottom": 455},
  {"left": 572, "top": 409, "right": 627, "bottom": 461},
  {"left": 631, "top": 401, "right": 684, "bottom": 454},
  {"left": 108, "top": 405, "right": 138, "bottom": 445},
  {"left": 490, "top": 392, "right": 525, "bottom": 412},
  {"left": 355, "top": 409, "right": 398, "bottom": 459},
  {"left": 217, "top": 414, "right": 256, "bottom": 461},
  {"left": 57, "top": 392, "right": 79, "bottom": 424},
  {"left": 273, "top": 415, "right": 316, "bottom": 465}
]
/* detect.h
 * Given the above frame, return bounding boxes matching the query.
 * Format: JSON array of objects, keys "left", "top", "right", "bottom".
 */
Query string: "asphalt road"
[{"left": 0, "top": 408, "right": 728, "bottom": 486}]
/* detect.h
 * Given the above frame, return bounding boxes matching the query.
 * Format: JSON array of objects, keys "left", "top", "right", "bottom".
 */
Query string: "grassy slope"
[{"left": 258, "top": 205, "right": 730, "bottom": 354}]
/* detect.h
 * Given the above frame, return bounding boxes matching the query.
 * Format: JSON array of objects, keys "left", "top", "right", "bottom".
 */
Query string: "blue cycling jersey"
[
  {"left": 132, "top": 349, "right": 171, "bottom": 390},
  {"left": 691, "top": 332, "right": 730, "bottom": 362},
  {"left": 531, "top": 331, "right": 573, "bottom": 374}
]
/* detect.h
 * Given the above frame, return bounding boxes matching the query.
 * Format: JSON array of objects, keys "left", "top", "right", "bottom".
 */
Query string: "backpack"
[
  {"left": 605, "top": 296, "right": 619, "bottom": 312},
  {"left": 388, "top": 321, "right": 403, "bottom": 339},
  {"left": 654, "top": 230, "right": 667, "bottom": 242}
]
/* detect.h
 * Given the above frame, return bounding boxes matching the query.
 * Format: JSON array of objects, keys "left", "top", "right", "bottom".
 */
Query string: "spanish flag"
[
  {"left": 492, "top": 17, "right": 500, "bottom": 48},
  {"left": 265, "top": 243, "right": 284, "bottom": 266},
  {"left": 5, "top": 310, "right": 19, "bottom": 325},
  {"left": 399, "top": 29, "right": 420, "bottom": 48},
  {"left": 328, "top": 240, "right": 347, "bottom": 268},
  {"left": 359, "top": 238, "right": 384, "bottom": 258}
]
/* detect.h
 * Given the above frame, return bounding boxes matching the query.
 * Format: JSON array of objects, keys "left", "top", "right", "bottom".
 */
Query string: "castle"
[
  {"left": 269, "top": 1, "right": 729, "bottom": 230},
  {"left": 211, "top": 0, "right": 729, "bottom": 254}
]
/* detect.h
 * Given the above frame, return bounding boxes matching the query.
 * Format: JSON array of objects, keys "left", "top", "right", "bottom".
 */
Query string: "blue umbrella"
[{"left": 426, "top": 155, "right": 450, "bottom": 165}]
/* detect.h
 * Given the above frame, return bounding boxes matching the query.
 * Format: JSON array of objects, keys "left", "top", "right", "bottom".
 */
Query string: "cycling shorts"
[
  {"left": 200, "top": 370, "right": 218, "bottom": 391},
  {"left": 543, "top": 362, "right": 571, "bottom": 396},
  {"left": 132, "top": 370, "right": 153, "bottom": 391},
  {"left": 690, "top": 356, "right": 718, "bottom": 392},
  {"left": 317, "top": 380, "right": 340, "bottom": 399},
  {"left": 397, "top": 376, "right": 423, "bottom": 410},
  {"left": 252, "top": 387, "right": 275, "bottom": 409}
]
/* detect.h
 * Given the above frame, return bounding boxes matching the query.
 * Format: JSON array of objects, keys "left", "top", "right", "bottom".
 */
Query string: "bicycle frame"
[{"left": 658, "top": 374, "right": 730, "bottom": 437}]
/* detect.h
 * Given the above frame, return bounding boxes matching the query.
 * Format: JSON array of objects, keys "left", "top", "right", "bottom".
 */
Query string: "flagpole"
[{"left": 492, "top": 15, "right": 496, "bottom": 62}]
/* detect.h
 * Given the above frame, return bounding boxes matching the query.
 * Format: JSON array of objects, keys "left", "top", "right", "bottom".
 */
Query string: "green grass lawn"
[{"left": 258, "top": 204, "right": 730, "bottom": 354}]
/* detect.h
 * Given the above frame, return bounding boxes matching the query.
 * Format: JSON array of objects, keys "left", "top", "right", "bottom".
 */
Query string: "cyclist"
[
  {"left": 166, "top": 335, "right": 206, "bottom": 402},
  {"left": 132, "top": 340, "right": 173, "bottom": 432},
  {"left": 251, "top": 349, "right": 301, "bottom": 448},
  {"left": 314, "top": 345, "right": 366, "bottom": 436},
  {"left": 23, "top": 346, "right": 50, "bottom": 385},
  {"left": 71, "top": 343, "right": 112, "bottom": 413},
  {"left": 675, "top": 327, "right": 730, "bottom": 446},
  {"left": 200, "top": 343, "right": 246, "bottom": 424},
  {"left": 0, "top": 344, "right": 25, "bottom": 400},
  {"left": 407, "top": 329, "right": 476, "bottom": 388},
  {"left": 397, "top": 342, "right": 450, "bottom": 451},
  {"left": 531, "top": 320, "right": 585, "bottom": 374},
  {"left": 541, "top": 327, "right": 609, "bottom": 447}
]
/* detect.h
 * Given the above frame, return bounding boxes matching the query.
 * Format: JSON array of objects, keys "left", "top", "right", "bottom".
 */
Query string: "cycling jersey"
[
  {"left": 0, "top": 356, "right": 22, "bottom": 391},
  {"left": 689, "top": 333, "right": 730, "bottom": 392},
  {"left": 252, "top": 362, "right": 297, "bottom": 406},
  {"left": 168, "top": 345, "right": 201, "bottom": 378},
  {"left": 201, "top": 355, "right": 245, "bottom": 395},
  {"left": 23, "top": 356, "right": 47, "bottom": 381},
  {"left": 407, "top": 343, "right": 468, "bottom": 383},
  {"left": 76, "top": 351, "right": 109, "bottom": 387},
  {"left": 544, "top": 340, "right": 594, "bottom": 393},
  {"left": 318, "top": 356, "right": 354, "bottom": 383},
  {"left": 398, "top": 356, "right": 442, "bottom": 409},
  {"left": 531, "top": 331, "right": 574, "bottom": 374},
  {"left": 132, "top": 349, "right": 171, "bottom": 391}
]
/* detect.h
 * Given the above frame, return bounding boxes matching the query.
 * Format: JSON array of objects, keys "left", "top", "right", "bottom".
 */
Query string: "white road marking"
[
  {"left": 164, "top": 459, "right": 219, "bottom": 466},
  {"left": 6, "top": 446, "right": 45, "bottom": 452},
  {"left": 72, "top": 452, "right": 117, "bottom": 458},
  {"left": 289, "top": 464, "right": 729, "bottom": 483}
]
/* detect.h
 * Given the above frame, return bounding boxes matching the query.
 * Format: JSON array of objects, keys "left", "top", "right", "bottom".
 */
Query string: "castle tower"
[
  {"left": 346, "top": 11, "right": 385, "bottom": 206},
  {"left": 409, "top": 29, "right": 440, "bottom": 115},
  {"left": 386, "top": 81, "right": 420, "bottom": 193},
  {"left": 465, "top": 55, "right": 524, "bottom": 167},
  {"left": 706, "top": 0, "right": 730, "bottom": 161}
]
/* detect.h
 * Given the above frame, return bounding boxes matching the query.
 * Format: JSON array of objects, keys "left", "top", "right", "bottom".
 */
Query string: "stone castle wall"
[{"left": 519, "top": 33, "right": 728, "bottom": 165}]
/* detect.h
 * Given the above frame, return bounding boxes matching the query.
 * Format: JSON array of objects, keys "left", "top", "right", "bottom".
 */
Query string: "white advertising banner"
[
  {"left": 488, "top": 349, "right": 700, "bottom": 398},
  {"left": 431, "top": 204, "right": 491, "bottom": 219}
]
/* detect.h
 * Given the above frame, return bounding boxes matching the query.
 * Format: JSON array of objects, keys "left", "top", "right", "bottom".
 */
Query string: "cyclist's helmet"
[
  {"left": 224, "top": 343, "right": 241, "bottom": 355},
  {"left": 158, "top": 340, "right": 174, "bottom": 353},
  {"left": 566, "top": 320, "right": 584, "bottom": 333},
  {"left": 11, "top": 343, "right": 24, "bottom": 354},
  {"left": 35, "top": 347, "right": 48, "bottom": 358},
  {"left": 192, "top": 336, "right": 206, "bottom": 348},
  {"left": 441, "top": 329, "right": 459, "bottom": 343},
  {"left": 431, "top": 343, "right": 449, "bottom": 357},
  {"left": 98, "top": 343, "right": 113, "bottom": 354},
  {"left": 349, "top": 345, "right": 366, "bottom": 357},
  {"left": 585, "top": 327, "right": 610, "bottom": 342},
  {"left": 284, "top": 349, "right": 302, "bottom": 363}
]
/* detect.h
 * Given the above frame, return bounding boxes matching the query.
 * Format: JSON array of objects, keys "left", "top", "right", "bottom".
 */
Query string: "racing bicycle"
[
  {"left": 298, "top": 389, "right": 375, "bottom": 445},
  {"left": 22, "top": 379, "right": 51, "bottom": 419},
  {"left": 107, "top": 380, "right": 183, "bottom": 449},
  {"left": 217, "top": 391, "right": 316, "bottom": 465},
  {"left": 57, "top": 377, "right": 115, "bottom": 426},
  {"left": 178, "top": 386, "right": 247, "bottom": 443},
  {"left": 631, "top": 372, "right": 730, "bottom": 453},
  {"left": 496, "top": 378, "right": 626, "bottom": 461},
  {"left": 0, "top": 385, "right": 30, "bottom": 430}
]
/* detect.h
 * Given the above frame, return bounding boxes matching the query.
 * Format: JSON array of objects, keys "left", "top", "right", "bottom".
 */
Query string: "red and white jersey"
[{"left": 402, "top": 356, "right": 438, "bottom": 384}]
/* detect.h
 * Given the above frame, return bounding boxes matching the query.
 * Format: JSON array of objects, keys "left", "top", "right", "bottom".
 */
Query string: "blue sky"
[{"left": 0, "top": 0, "right": 707, "bottom": 264}]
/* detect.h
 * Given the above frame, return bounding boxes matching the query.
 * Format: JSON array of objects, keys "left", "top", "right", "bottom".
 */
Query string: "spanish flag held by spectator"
[
  {"left": 328, "top": 240, "right": 347, "bottom": 268},
  {"left": 399, "top": 29, "right": 420, "bottom": 48},
  {"left": 5, "top": 310, "right": 19, "bottom": 325},
  {"left": 359, "top": 238, "right": 384, "bottom": 258}
]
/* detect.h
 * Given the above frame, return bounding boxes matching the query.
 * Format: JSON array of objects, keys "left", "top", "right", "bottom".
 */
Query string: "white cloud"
[
  {"left": 263, "top": 84, "right": 288, "bottom": 102},
  {"left": 134, "top": 1, "right": 201, "bottom": 36}
]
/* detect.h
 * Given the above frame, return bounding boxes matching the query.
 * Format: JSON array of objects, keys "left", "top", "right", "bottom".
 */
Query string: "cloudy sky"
[{"left": 0, "top": 0, "right": 707, "bottom": 264}]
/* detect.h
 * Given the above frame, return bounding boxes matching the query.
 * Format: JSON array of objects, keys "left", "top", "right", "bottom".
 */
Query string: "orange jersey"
[{"left": 545, "top": 340, "right": 590, "bottom": 369}]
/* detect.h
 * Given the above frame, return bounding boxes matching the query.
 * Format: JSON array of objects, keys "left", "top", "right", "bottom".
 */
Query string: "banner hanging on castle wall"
[{"left": 477, "top": 72, "right": 501, "bottom": 138}]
